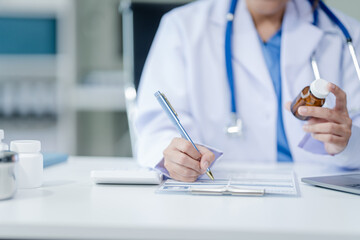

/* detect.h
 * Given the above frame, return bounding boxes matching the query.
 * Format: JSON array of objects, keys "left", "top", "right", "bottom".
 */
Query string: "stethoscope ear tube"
[{"left": 347, "top": 42, "right": 360, "bottom": 82}]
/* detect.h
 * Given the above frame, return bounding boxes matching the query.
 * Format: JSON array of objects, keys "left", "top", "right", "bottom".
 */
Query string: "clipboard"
[
  {"left": 157, "top": 170, "right": 298, "bottom": 197},
  {"left": 189, "top": 186, "right": 265, "bottom": 196}
]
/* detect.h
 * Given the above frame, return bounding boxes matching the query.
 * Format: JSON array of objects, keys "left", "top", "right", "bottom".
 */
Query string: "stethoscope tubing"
[{"left": 225, "top": 0, "right": 238, "bottom": 114}]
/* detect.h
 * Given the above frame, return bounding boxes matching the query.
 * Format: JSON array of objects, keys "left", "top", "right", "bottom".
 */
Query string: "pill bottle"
[
  {"left": 0, "top": 130, "right": 9, "bottom": 151},
  {"left": 10, "top": 140, "right": 43, "bottom": 189},
  {"left": 291, "top": 79, "right": 330, "bottom": 121}
]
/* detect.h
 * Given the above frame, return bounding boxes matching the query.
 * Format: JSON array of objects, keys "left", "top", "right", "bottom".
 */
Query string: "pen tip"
[{"left": 206, "top": 170, "right": 214, "bottom": 180}]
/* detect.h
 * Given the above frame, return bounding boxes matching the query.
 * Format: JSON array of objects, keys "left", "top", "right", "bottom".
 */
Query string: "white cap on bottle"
[
  {"left": 0, "top": 130, "right": 9, "bottom": 151},
  {"left": 310, "top": 79, "right": 330, "bottom": 99},
  {"left": 10, "top": 140, "right": 41, "bottom": 153}
]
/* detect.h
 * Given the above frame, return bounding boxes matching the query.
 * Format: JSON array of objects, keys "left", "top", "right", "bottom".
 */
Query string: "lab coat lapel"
[
  {"left": 282, "top": 0, "right": 324, "bottom": 98},
  {"left": 282, "top": 0, "right": 324, "bottom": 158},
  {"left": 231, "top": 0, "right": 274, "bottom": 91}
]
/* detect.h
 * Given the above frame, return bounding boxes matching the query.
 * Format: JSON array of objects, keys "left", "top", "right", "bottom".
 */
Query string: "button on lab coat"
[{"left": 135, "top": 0, "right": 360, "bottom": 169}]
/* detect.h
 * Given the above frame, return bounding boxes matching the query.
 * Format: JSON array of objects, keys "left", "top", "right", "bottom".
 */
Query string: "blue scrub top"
[{"left": 260, "top": 30, "right": 293, "bottom": 162}]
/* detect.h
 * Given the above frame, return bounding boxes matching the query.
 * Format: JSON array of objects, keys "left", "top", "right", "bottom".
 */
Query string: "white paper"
[{"left": 158, "top": 169, "right": 298, "bottom": 196}]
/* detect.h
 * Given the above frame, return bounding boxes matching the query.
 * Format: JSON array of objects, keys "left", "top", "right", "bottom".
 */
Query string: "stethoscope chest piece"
[{"left": 225, "top": 113, "right": 243, "bottom": 137}]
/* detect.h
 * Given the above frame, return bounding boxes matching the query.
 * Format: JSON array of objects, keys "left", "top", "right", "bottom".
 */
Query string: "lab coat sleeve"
[
  {"left": 134, "top": 12, "right": 222, "bottom": 173},
  {"left": 299, "top": 14, "right": 360, "bottom": 169}
]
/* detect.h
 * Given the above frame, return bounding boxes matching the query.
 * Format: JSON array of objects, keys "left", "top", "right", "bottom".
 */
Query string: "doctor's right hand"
[{"left": 163, "top": 138, "right": 215, "bottom": 182}]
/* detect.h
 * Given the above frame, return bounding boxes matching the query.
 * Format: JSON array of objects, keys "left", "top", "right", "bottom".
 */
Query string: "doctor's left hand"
[{"left": 286, "top": 83, "right": 352, "bottom": 155}]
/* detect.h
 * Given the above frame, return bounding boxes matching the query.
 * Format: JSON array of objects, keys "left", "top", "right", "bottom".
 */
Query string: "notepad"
[{"left": 157, "top": 169, "right": 298, "bottom": 196}]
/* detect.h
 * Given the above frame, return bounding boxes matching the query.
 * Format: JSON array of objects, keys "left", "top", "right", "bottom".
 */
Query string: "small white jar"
[{"left": 10, "top": 140, "right": 43, "bottom": 189}]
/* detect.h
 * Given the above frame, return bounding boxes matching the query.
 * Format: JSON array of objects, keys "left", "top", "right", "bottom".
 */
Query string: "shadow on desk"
[
  {"left": 42, "top": 180, "right": 75, "bottom": 188},
  {"left": 13, "top": 189, "right": 53, "bottom": 201}
]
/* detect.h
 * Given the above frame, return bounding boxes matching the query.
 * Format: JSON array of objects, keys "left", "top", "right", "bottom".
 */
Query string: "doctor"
[{"left": 135, "top": 0, "right": 360, "bottom": 182}]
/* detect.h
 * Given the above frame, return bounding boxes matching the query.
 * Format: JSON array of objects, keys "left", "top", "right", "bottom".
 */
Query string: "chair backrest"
[
  {"left": 120, "top": 0, "right": 188, "bottom": 157},
  {"left": 129, "top": 1, "right": 188, "bottom": 90}
]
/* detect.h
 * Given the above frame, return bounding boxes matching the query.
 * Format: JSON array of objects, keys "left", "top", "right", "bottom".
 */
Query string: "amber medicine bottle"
[{"left": 291, "top": 79, "right": 330, "bottom": 120}]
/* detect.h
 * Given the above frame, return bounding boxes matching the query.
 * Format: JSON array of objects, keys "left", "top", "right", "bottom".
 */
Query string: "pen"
[{"left": 154, "top": 91, "right": 214, "bottom": 180}]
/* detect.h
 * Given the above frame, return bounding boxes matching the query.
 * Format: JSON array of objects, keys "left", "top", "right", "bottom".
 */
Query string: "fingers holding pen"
[
  {"left": 172, "top": 138, "right": 201, "bottom": 160},
  {"left": 163, "top": 138, "right": 215, "bottom": 182},
  {"left": 163, "top": 152, "right": 201, "bottom": 182},
  {"left": 163, "top": 148, "right": 202, "bottom": 174},
  {"left": 197, "top": 145, "right": 215, "bottom": 173},
  {"left": 166, "top": 161, "right": 200, "bottom": 181},
  {"left": 163, "top": 138, "right": 204, "bottom": 182}
]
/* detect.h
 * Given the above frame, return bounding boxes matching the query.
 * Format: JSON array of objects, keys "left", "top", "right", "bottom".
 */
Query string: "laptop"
[{"left": 302, "top": 173, "right": 360, "bottom": 195}]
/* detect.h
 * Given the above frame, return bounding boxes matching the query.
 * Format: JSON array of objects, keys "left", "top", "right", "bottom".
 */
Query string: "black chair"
[{"left": 119, "top": 0, "right": 188, "bottom": 156}]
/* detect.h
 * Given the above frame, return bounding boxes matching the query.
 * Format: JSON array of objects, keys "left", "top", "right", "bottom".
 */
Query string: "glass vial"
[
  {"left": 291, "top": 79, "right": 330, "bottom": 121},
  {"left": 10, "top": 140, "right": 43, "bottom": 189},
  {"left": 0, "top": 151, "right": 18, "bottom": 200}
]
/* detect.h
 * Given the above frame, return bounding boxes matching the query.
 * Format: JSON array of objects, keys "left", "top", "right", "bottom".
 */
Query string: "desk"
[{"left": 0, "top": 156, "right": 359, "bottom": 240}]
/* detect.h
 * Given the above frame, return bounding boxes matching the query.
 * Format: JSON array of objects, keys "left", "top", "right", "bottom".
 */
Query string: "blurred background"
[{"left": 0, "top": 0, "right": 359, "bottom": 157}]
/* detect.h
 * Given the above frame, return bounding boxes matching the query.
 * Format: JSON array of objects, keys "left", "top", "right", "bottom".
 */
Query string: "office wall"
[
  {"left": 75, "top": 0, "right": 131, "bottom": 157},
  {"left": 76, "top": 0, "right": 122, "bottom": 80},
  {"left": 326, "top": 0, "right": 360, "bottom": 21}
]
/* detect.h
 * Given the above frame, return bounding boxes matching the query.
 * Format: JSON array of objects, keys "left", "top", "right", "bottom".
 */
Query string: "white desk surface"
[{"left": 0, "top": 156, "right": 359, "bottom": 240}]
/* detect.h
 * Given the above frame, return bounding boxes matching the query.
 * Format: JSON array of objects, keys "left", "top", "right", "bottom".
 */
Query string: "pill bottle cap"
[
  {"left": 10, "top": 140, "right": 41, "bottom": 153},
  {"left": 310, "top": 79, "right": 330, "bottom": 99}
]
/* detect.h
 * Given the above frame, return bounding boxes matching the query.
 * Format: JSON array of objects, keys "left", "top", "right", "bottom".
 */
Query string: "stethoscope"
[{"left": 225, "top": 0, "right": 360, "bottom": 137}]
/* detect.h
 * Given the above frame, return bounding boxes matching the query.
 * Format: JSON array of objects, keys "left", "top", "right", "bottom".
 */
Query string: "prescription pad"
[{"left": 157, "top": 169, "right": 298, "bottom": 196}]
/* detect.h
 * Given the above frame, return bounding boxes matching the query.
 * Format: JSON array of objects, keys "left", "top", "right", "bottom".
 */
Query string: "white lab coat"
[{"left": 135, "top": 0, "right": 360, "bottom": 170}]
